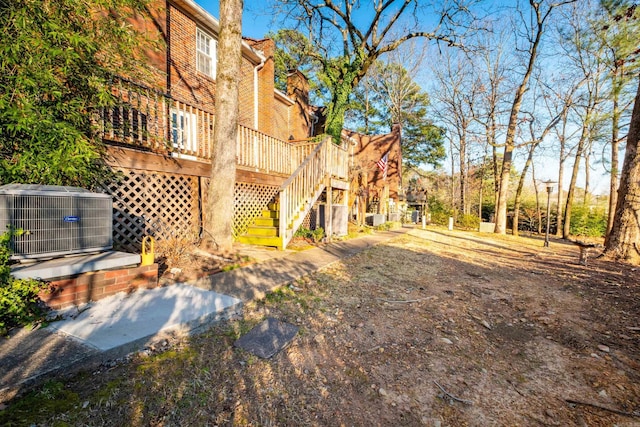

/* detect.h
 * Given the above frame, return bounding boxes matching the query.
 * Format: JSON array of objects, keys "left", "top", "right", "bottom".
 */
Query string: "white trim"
[
  {"left": 171, "top": 108, "right": 198, "bottom": 153},
  {"left": 274, "top": 88, "right": 294, "bottom": 106}
]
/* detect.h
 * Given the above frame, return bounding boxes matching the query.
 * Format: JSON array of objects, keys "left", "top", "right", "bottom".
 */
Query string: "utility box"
[
  {"left": 0, "top": 184, "right": 113, "bottom": 260},
  {"left": 365, "top": 213, "right": 386, "bottom": 227},
  {"left": 388, "top": 212, "right": 400, "bottom": 222},
  {"left": 479, "top": 222, "right": 495, "bottom": 233},
  {"left": 319, "top": 204, "right": 348, "bottom": 236}
]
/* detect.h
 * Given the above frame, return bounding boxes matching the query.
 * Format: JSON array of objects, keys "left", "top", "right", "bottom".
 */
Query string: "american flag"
[{"left": 376, "top": 152, "right": 389, "bottom": 180}]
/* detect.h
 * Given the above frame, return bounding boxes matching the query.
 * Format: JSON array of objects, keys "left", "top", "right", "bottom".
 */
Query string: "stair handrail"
[{"left": 278, "top": 135, "right": 332, "bottom": 249}]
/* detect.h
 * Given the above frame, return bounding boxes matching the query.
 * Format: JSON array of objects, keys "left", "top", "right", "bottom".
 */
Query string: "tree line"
[{"left": 265, "top": 0, "right": 640, "bottom": 263}]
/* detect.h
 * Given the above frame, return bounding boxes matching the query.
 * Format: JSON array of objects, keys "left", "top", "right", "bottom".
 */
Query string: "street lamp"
[{"left": 543, "top": 180, "right": 556, "bottom": 247}]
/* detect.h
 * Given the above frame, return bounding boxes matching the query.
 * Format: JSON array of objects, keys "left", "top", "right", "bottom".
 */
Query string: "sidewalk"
[{"left": 0, "top": 228, "right": 408, "bottom": 403}]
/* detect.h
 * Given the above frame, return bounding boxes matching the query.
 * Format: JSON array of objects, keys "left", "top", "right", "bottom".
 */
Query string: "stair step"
[
  {"left": 254, "top": 217, "right": 279, "bottom": 227},
  {"left": 245, "top": 225, "right": 278, "bottom": 237},
  {"left": 237, "top": 235, "right": 282, "bottom": 249},
  {"left": 267, "top": 202, "right": 279, "bottom": 211},
  {"left": 262, "top": 210, "right": 278, "bottom": 219}
]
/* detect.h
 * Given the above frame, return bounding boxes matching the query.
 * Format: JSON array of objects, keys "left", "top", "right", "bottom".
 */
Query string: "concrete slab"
[
  {"left": 234, "top": 318, "right": 299, "bottom": 358},
  {"left": 48, "top": 283, "right": 242, "bottom": 352},
  {"left": 11, "top": 251, "right": 141, "bottom": 280}
]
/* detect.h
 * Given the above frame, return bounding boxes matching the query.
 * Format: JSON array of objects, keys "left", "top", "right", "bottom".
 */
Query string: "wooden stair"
[
  {"left": 237, "top": 135, "right": 345, "bottom": 250},
  {"left": 237, "top": 203, "right": 283, "bottom": 249}
]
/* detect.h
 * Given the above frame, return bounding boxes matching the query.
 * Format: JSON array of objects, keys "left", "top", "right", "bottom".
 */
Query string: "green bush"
[
  {"left": 569, "top": 205, "right": 607, "bottom": 237},
  {"left": 1, "top": 229, "right": 50, "bottom": 336},
  {"left": 457, "top": 214, "right": 480, "bottom": 230},
  {"left": 294, "top": 226, "right": 325, "bottom": 243},
  {"left": 311, "top": 227, "right": 325, "bottom": 242},
  {"left": 428, "top": 196, "right": 452, "bottom": 226}
]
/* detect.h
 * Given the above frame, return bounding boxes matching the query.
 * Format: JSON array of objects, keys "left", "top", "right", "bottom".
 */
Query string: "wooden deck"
[{"left": 101, "top": 92, "right": 349, "bottom": 249}]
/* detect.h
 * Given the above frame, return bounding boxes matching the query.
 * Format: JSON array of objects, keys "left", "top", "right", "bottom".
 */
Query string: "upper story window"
[{"left": 196, "top": 28, "right": 216, "bottom": 78}]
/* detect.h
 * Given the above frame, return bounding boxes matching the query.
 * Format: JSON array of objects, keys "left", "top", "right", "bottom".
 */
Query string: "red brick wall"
[
  {"left": 287, "top": 71, "right": 313, "bottom": 140},
  {"left": 238, "top": 56, "right": 256, "bottom": 128},
  {"left": 168, "top": 4, "right": 216, "bottom": 112},
  {"left": 41, "top": 264, "right": 159, "bottom": 310},
  {"left": 129, "top": 4, "right": 318, "bottom": 142},
  {"left": 273, "top": 97, "right": 291, "bottom": 141},
  {"left": 246, "top": 39, "right": 276, "bottom": 136},
  {"left": 345, "top": 124, "right": 403, "bottom": 204}
]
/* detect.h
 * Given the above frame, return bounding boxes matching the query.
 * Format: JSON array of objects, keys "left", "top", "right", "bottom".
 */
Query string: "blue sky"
[
  {"left": 198, "top": 1, "right": 279, "bottom": 39},
  {"left": 195, "top": 0, "right": 612, "bottom": 195}
]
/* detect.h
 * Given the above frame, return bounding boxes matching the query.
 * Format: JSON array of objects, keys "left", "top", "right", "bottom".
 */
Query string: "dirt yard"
[{"left": 2, "top": 227, "right": 640, "bottom": 426}]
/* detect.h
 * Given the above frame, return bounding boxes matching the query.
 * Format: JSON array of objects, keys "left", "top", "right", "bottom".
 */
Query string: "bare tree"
[
  {"left": 205, "top": 0, "right": 243, "bottom": 252},
  {"left": 274, "top": 0, "right": 478, "bottom": 140},
  {"left": 563, "top": 82, "right": 604, "bottom": 238},
  {"left": 430, "top": 49, "right": 479, "bottom": 215},
  {"left": 471, "top": 27, "right": 512, "bottom": 216},
  {"left": 591, "top": 1, "right": 640, "bottom": 236},
  {"left": 543, "top": 81, "right": 581, "bottom": 237},
  {"left": 557, "top": 1, "right": 608, "bottom": 238},
  {"left": 512, "top": 106, "right": 562, "bottom": 236},
  {"left": 494, "top": 0, "right": 575, "bottom": 234}
]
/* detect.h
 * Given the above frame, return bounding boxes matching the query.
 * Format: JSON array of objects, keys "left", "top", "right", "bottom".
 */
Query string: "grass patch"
[{"left": 0, "top": 381, "right": 79, "bottom": 425}]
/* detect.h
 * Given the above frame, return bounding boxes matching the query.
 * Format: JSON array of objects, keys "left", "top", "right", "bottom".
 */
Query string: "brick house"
[
  {"left": 343, "top": 124, "right": 403, "bottom": 222},
  {"left": 100, "top": 0, "right": 350, "bottom": 253},
  {"left": 19, "top": 0, "right": 406, "bottom": 308}
]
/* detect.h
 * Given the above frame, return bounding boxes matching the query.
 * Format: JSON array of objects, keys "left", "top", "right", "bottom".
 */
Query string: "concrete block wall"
[{"left": 41, "top": 264, "right": 159, "bottom": 310}]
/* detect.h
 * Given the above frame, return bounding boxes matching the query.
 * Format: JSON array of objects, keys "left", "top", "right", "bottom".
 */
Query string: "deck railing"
[
  {"left": 101, "top": 80, "right": 333, "bottom": 177},
  {"left": 102, "top": 80, "right": 349, "bottom": 248},
  {"left": 327, "top": 139, "right": 349, "bottom": 180},
  {"left": 278, "top": 135, "right": 335, "bottom": 249},
  {"left": 236, "top": 128, "right": 318, "bottom": 175}
]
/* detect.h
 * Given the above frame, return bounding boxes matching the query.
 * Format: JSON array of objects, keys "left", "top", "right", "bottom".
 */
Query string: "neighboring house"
[
  {"left": 100, "top": 0, "right": 349, "bottom": 250},
  {"left": 342, "top": 125, "right": 403, "bottom": 223}
]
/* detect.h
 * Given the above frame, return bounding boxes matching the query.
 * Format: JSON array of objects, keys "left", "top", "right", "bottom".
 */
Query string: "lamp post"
[{"left": 543, "top": 180, "right": 556, "bottom": 247}]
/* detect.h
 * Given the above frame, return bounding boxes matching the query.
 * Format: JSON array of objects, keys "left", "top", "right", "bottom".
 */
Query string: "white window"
[
  {"left": 196, "top": 28, "right": 216, "bottom": 78},
  {"left": 171, "top": 109, "right": 197, "bottom": 154}
]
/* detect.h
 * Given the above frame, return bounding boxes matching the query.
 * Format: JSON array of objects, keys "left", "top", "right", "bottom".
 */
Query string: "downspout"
[
  {"left": 253, "top": 58, "right": 265, "bottom": 129},
  {"left": 309, "top": 112, "right": 319, "bottom": 137}
]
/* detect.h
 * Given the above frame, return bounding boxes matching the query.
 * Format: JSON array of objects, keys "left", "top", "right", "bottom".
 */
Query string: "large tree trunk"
[
  {"left": 563, "top": 127, "right": 587, "bottom": 239},
  {"left": 555, "top": 134, "right": 566, "bottom": 237},
  {"left": 584, "top": 145, "right": 591, "bottom": 206},
  {"left": 459, "top": 131, "right": 467, "bottom": 215},
  {"left": 495, "top": 2, "right": 547, "bottom": 234},
  {"left": 450, "top": 139, "right": 457, "bottom": 215},
  {"left": 325, "top": 80, "right": 352, "bottom": 141},
  {"left": 324, "top": 62, "right": 364, "bottom": 141},
  {"left": 205, "top": 0, "right": 243, "bottom": 252},
  {"left": 489, "top": 121, "right": 500, "bottom": 219},
  {"left": 606, "top": 67, "right": 622, "bottom": 239},
  {"left": 495, "top": 123, "right": 516, "bottom": 234},
  {"left": 532, "top": 163, "right": 542, "bottom": 234},
  {"left": 604, "top": 79, "right": 640, "bottom": 264},
  {"left": 512, "top": 143, "right": 537, "bottom": 236}
]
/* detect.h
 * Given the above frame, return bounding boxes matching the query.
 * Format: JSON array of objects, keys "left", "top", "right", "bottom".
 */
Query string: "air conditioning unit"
[{"left": 0, "top": 184, "right": 113, "bottom": 260}]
